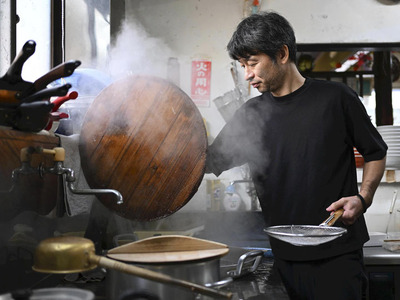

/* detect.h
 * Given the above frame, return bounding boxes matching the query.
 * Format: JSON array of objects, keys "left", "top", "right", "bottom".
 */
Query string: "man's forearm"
[{"left": 359, "top": 156, "right": 386, "bottom": 209}]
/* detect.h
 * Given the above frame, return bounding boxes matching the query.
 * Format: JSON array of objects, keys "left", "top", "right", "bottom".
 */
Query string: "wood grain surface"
[
  {"left": 79, "top": 75, "right": 207, "bottom": 221},
  {"left": 107, "top": 235, "right": 229, "bottom": 263}
]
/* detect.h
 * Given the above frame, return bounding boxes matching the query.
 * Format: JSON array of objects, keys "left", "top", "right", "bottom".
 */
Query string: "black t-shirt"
[{"left": 207, "top": 78, "right": 387, "bottom": 261}]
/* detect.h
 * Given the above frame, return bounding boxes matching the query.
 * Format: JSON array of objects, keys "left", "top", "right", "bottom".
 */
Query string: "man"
[{"left": 206, "top": 11, "right": 387, "bottom": 300}]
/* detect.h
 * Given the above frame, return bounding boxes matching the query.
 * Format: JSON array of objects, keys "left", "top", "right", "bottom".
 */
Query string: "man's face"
[{"left": 238, "top": 53, "right": 285, "bottom": 95}]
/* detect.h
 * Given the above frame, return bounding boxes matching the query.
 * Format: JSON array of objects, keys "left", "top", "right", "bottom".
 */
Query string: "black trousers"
[{"left": 274, "top": 249, "right": 367, "bottom": 300}]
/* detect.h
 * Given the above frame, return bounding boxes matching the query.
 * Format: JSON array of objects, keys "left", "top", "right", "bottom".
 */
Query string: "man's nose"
[{"left": 244, "top": 67, "right": 254, "bottom": 81}]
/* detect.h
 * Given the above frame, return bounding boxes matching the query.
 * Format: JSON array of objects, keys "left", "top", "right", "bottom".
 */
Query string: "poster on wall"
[{"left": 191, "top": 59, "right": 211, "bottom": 107}]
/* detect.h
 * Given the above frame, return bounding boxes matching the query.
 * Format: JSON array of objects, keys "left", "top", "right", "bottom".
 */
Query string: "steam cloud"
[{"left": 107, "top": 20, "right": 173, "bottom": 80}]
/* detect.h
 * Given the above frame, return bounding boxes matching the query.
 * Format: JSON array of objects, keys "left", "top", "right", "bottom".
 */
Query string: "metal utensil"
[
  {"left": 20, "top": 83, "right": 71, "bottom": 103},
  {"left": 33, "top": 60, "right": 81, "bottom": 91},
  {"left": 0, "top": 40, "right": 36, "bottom": 88},
  {"left": 51, "top": 91, "right": 78, "bottom": 112},
  {"left": 17, "top": 60, "right": 81, "bottom": 99},
  {"left": 44, "top": 92, "right": 77, "bottom": 131},
  {"left": 0, "top": 100, "right": 54, "bottom": 132},
  {"left": 264, "top": 209, "right": 346, "bottom": 246},
  {"left": 385, "top": 190, "right": 398, "bottom": 235},
  {"left": 0, "top": 40, "right": 36, "bottom": 104},
  {"left": 15, "top": 100, "right": 54, "bottom": 132},
  {"left": 33, "top": 236, "right": 232, "bottom": 299}
]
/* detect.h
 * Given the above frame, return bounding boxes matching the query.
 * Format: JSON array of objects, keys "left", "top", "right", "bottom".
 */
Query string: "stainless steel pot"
[
  {"left": 0, "top": 288, "right": 94, "bottom": 300},
  {"left": 107, "top": 256, "right": 220, "bottom": 300},
  {"left": 106, "top": 249, "right": 264, "bottom": 300}
]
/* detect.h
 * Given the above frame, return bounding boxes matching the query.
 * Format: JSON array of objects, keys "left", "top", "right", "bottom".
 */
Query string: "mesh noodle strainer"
[{"left": 264, "top": 209, "right": 346, "bottom": 246}]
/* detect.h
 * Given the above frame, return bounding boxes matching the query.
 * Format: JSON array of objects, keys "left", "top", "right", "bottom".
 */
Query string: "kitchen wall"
[{"left": 263, "top": 0, "right": 400, "bottom": 44}]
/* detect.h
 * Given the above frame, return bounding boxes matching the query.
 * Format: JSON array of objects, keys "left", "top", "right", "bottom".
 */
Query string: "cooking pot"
[
  {"left": 105, "top": 235, "right": 263, "bottom": 300},
  {"left": 0, "top": 288, "right": 94, "bottom": 300},
  {"left": 107, "top": 254, "right": 222, "bottom": 300}
]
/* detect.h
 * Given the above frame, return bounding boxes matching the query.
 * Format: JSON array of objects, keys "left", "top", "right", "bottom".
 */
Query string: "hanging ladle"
[{"left": 32, "top": 236, "right": 232, "bottom": 299}]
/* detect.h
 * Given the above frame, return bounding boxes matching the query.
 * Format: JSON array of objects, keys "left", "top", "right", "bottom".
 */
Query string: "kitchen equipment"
[
  {"left": 213, "top": 89, "right": 244, "bottom": 122},
  {"left": 6, "top": 146, "right": 123, "bottom": 205},
  {"left": 51, "top": 68, "right": 112, "bottom": 134},
  {"left": 0, "top": 41, "right": 36, "bottom": 85},
  {"left": 264, "top": 209, "right": 346, "bottom": 246},
  {"left": 33, "top": 236, "right": 232, "bottom": 299},
  {"left": 206, "top": 249, "right": 264, "bottom": 289},
  {"left": 0, "top": 40, "right": 36, "bottom": 105},
  {"left": 21, "top": 83, "right": 71, "bottom": 103},
  {"left": 16, "top": 101, "right": 54, "bottom": 132},
  {"left": 44, "top": 91, "right": 78, "bottom": 131},
  {"left": 377, "top": 125, "right": 400, "bottom": 169},
  {"left": 0, "top": 128, "right": 60, "bottom": 220},
  {"left": 51, "top": 91, "right": 78, "bottom": 111},
  {"left": 223, "top": 184, "right": 245, "bottom": 211},
  {"left": 46, "top": 112, "right": 69, "bottom": 132},
  {"left": 56, "top": 96, "right": 94, "bottom": 135},
  {"left": 17, "top": 60, "right": 81, "bottom": 99},
  {"left": 385, "top": 190, "right": 398, "bottom": 235},
  {"left": 79, "top": 75, "right": 207, "bottom": 221},
  {"left": 386, "top": 190, "right": 400, "bottom": 245},
  {"left": 107, "top": 235, "right": 229, "bottom": 263},
  {"left": 0, "top": 288, "right": 94, "bottom": 300},
  {"left": 0, "top": 101, "right": 55, "bottom": 132},
  {"left": 106, "top": 235, "right": 260, "bottom": 300},
  {"left": 0, "top": 40, "right": 80, "bottom": 132}
]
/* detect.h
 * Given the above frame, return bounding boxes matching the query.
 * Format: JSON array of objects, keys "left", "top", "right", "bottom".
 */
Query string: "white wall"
[{"left": 264, "top": 0, "right": 400, "bottom": 43}]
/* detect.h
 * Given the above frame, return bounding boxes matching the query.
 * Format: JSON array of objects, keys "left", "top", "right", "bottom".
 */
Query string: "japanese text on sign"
[{"left": 191, "top": 60, "right": 211, "bottom": 107}]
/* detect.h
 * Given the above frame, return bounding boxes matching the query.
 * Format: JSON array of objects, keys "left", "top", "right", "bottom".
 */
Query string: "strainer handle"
[{"left": 321, "top": 209, "right": 344, "bottom": 226}]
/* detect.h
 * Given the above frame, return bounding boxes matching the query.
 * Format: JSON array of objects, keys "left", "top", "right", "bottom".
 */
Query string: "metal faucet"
[{"left": 6, "top": 146, "right": 123, "bottom": 204}]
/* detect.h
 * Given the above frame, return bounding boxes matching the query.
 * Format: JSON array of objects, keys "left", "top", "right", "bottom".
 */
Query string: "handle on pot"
[
  {"left": 228, "top": 249, "right": 264, "bottom": 277},
  {"left": 205, "top": 250, "right": 264, "bottom": 288}
]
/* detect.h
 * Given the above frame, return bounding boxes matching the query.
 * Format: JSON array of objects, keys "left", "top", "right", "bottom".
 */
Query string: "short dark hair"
[{"left": 227, "top": 11, "right": 297, "bottom": 63}]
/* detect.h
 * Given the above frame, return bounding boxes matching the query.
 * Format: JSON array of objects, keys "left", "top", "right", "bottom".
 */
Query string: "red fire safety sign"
[{"left": 191, "top": 59, "right": 211, "bottom": 107}]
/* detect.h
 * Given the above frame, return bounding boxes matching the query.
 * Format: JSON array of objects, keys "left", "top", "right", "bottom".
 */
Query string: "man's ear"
[{"left": 278, "top": 45, "right": 290, "bottom": 64}]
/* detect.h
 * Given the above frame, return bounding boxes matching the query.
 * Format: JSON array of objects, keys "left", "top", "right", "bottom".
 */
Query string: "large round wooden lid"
[{"left": 79, "top": 75, "right": 207, "bottom": 221}]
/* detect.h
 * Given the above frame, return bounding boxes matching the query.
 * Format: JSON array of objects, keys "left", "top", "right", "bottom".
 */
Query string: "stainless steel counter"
[
  {"left": 363, "top": 246, "right": 400, "bottom": 300},
  {"left": 364, "top": 246, "right": 400, "bottom": 265}
]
